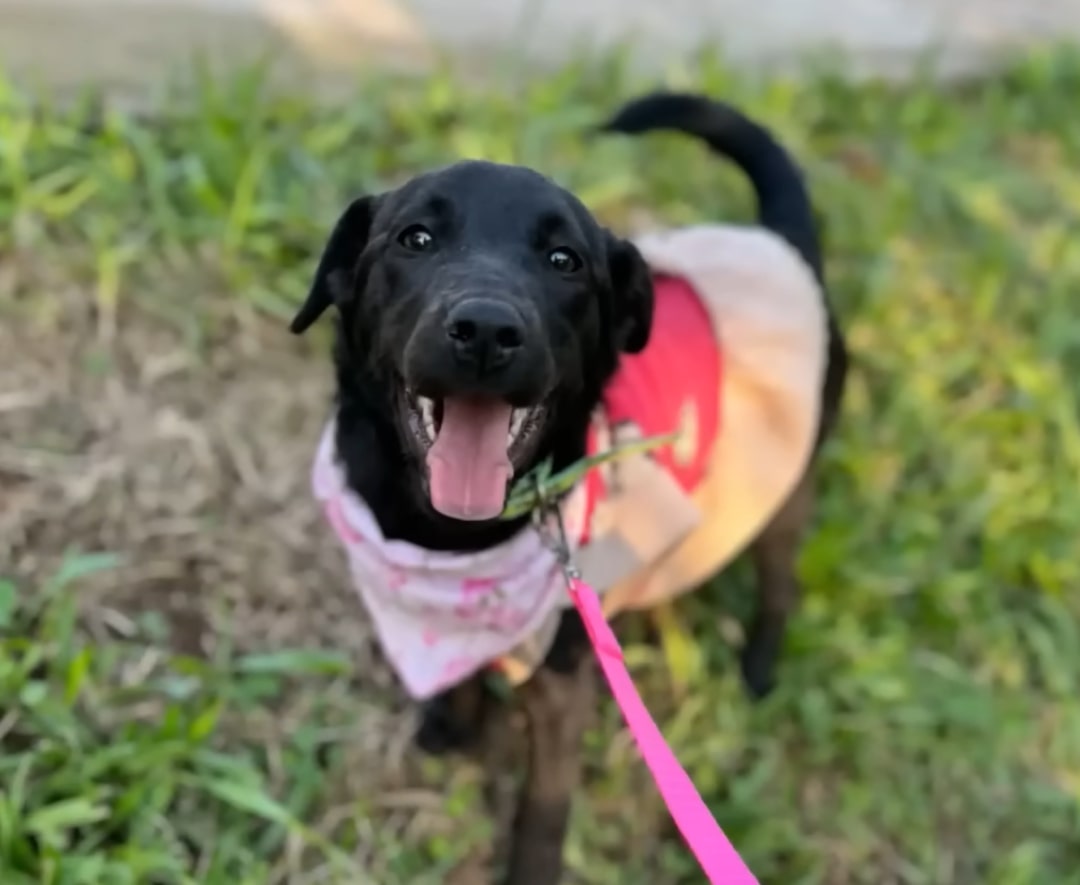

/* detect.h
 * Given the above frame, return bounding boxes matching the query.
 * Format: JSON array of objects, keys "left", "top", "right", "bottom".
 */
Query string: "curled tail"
[
  {"left": 602, "top": 91, "right": 848, "bottom": 443},
  {"left": 600, "top": 92, "right": 823, "bottom": 282}
]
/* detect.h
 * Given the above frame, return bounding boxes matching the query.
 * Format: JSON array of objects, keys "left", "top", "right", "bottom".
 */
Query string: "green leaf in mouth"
[{"left": 499, "top": 431, "right": 677, "bottom": 520}]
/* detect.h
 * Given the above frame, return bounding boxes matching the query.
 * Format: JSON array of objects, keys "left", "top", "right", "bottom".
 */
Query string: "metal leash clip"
[{"left": 529, "top": 474, "right": 581, "bottom": 583}]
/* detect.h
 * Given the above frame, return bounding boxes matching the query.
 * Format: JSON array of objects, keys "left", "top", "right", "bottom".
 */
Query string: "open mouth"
[{"left": 403, "top": 390, "right": 545, "bottom": 521}]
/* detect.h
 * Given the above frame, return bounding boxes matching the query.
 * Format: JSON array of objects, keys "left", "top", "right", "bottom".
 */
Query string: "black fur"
[
  {"left": 292, "top": 160, "right": 651, "bottom": 549},
  {"left": 293, "top": 93, "right": 848, "bottom": 884}
]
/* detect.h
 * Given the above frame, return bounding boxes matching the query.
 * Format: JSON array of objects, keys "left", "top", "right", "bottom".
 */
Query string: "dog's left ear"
[
  {"left": 606, "top": 233, "right": 654, "bottom": 354},
  {"left": 290, "top": 195, "right": 379, "bottom": 335}
]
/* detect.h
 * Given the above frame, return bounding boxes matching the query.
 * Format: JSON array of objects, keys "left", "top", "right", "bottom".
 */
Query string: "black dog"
[{"left": 291, "top": 93, "right": 848, "bottom": 884}]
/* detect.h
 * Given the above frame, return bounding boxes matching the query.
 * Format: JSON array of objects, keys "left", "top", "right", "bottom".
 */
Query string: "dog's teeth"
[
  {"left": 509, "top": 408, "right": 528, "bottom": 443},
  {"left": 418, "top": 396, "right": 437, "bottom": 441}
]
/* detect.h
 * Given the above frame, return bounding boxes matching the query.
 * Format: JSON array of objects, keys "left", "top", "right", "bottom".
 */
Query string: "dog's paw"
[
  {"left": 414, "top": 698, "right": 483, "bottom": 757},
  {"left": 739, "top": 644, "right": 778, "bottom": 701}
]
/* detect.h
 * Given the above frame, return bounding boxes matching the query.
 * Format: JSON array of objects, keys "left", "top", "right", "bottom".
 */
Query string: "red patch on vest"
[{"left": 581, "top": 273, "right": 722, "bottom": 540}]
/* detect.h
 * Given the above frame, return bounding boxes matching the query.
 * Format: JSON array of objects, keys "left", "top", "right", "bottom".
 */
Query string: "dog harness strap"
[{"left": 568, "top": 575, "right": 758, "bottom": 885}]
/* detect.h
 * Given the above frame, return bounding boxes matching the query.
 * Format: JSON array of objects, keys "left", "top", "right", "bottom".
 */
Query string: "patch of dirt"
[
  {"left": 0, "top": 274, "right": 529, "bottom": 878},
  {"left": 0, "top": 283, "right": 393, "bottom": 686}
]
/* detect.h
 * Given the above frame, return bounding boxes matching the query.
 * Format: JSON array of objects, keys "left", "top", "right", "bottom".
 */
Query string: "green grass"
[{"left": 3, "top": 43, "right": 1080, "bottom": 884}]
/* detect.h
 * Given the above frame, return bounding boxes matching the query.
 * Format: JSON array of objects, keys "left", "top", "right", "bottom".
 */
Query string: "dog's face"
[{"left": 291, "top": 160, "right": 653, "bottom": 522}]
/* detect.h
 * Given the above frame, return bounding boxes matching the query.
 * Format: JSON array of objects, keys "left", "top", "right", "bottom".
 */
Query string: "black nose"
[{"left": 444, "top": 299, "right": 526, "bottom": 374}]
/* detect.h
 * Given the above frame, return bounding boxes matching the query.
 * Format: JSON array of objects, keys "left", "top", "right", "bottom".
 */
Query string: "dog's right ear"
[{"left": 289, "top": 195, "right": 378, "bottom": 334}]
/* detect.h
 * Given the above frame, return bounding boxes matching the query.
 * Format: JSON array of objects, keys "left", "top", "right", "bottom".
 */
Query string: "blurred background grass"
[{"left": 2, "top": 44, "right": 1080, "bottom": 884}]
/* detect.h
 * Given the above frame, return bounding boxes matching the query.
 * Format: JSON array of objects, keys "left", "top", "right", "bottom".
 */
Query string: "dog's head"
[{"left": 291, "top": 160, "right": 653, "bottom": 523}]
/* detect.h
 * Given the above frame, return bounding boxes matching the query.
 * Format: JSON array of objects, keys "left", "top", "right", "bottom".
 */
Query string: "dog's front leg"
[
  {"left": 501, "top": 615, "right": 594, "bottom": 885},
  {"left": 416, "top": 674, "right": 490, "bottom": 756}
]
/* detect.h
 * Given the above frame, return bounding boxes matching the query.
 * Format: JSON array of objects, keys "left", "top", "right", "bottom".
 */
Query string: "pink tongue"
[{"left": 426, "top": 397, "right": 514, "bottom": 521}]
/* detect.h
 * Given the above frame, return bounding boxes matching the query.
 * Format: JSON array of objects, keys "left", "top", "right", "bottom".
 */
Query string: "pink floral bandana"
[{"left": 311, "top": 421, "right": 589, "bottom": 700}]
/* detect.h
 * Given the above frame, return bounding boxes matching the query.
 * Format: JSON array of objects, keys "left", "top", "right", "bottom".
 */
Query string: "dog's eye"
[
  {"left": 548, "top": 247, "right": 582, "bottom": 273},
  {"left": 398, "top": 225, "right": 435, "bottom": 252}
]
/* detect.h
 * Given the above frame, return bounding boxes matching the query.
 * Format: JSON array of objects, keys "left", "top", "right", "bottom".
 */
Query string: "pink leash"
[{"left": 568, "top": 575, "right": 759, "bottom": 884}]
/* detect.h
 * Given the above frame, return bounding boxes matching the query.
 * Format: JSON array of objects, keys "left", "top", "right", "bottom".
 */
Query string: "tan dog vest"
[{"left": 495, "top": 224, "right": 828, "bottom": 684}]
